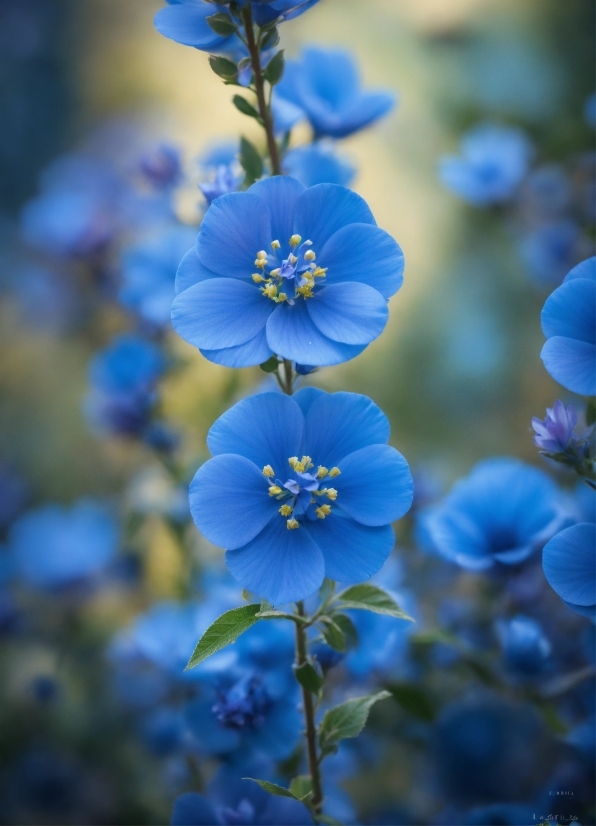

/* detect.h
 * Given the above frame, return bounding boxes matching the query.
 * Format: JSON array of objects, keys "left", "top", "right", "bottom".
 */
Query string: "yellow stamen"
[
  {"left": 262, "top": 284, "right": 278, "bottom": 299},
  {"left": 316, "top": 504, "right": 331, "bottom": 519},
  {"left": 313, "top": 489, "right": 327, "bottom": 496},
  {"left": 326, "top": 488, "right": 338, "bottom": 501},
  {"left": 255, "top": 259, "right": 266, "bottom": 269},
  {"left": 279, "top": 504, "right": 293, "bottom": 517},
  {"left": 317, "top": 466, "right": 328, "bottom": 478},
  {"left": 329, "top": 467, "right": 341, "bottom": 477},
  {"left": 256, "top": 250, "right": 267, "bottom": 260},
  {"left": 289, "top": 234, "right": 301, "bottom": 247},
  {"left": 312, "top": 267, "right": 327, "bottom": 278},
  {"left": 268, "top": 485, "right": 283, "bottom": 496},
  {"left": 277, "top": 293, "right": 287, "bottom": 302},
  {"left": 288, "top": 457, "right": 299, "bottom": 469},
  {"left": 271, "top": 240, "right": 281, "bottom": 250},
  {"left": 289, "top": 253, "right": 298, "bottom": 265},
  {"left": 252, "top": 273, "right": 265, "bottom": 283},
  {"left": 304, "top": 250, "right": 316, "bottom": 262},
  {"left": 262, "top": 465, "right": 275, "bottom": 477},
  {"left": 296, "top": 285, "right": 314, "bottom": 298},
  {"left": 300, "top": 456, "right": 313, "bottom": 470},
  {"left": 286, "top": 518, "right": 299, "bottom": 530},
  {"left": 270, "top": 268, "right": 280, "bottom": 277}
]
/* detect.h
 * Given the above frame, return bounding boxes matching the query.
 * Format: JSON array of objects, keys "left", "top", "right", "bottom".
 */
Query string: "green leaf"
[
  {"left": 233, "top": 95, "right": 261, "bottom": 120},
  {"left": 317, "top": 816, "right": 344, "bottom": 825},
  {"left": 206, "top": 12, "right": 237, "bottom": 36},
  {"left": 335, "top": 584, "right": 414, "bottom": 620},
  {"left": 264, "top": 50, "right": 285, "bottom": 85},
  {"left": 243, "top": 778, "right": 310, "bottom": 802},
  {"left": 260, "top": 27, "right": 280, "bottom": 51},
  {"left": 259, "top": 355, "right": 279, "bottom": 373},
  {"left": 387, "top": 682, "right": 435, "bottom": 722},
  {"left": 319, "top": 616, "right": 347, "bottom": 652},
  {"left": 260, "top": 598, "right": 274, "bottom": 612},
  {"left": 289, "top": 775, "right": 313, "bottom": 801},
  {"left": 331, "top": 614, "right": 358, "bottom": 650},
  {"left": 293, "top": 660, "right": 324, "bottom": 693},
  {"left": 186, "top": 604, "right": 261, "bottom": 669},
  {"left": 208, "top": 55, "right": 238, "bottom": 81},
  {"left": 586, "top": 398, "right": 596, "bottom": 426},
  {"left": 409, "top": 629, "right": 457, "bottom": 647},
  {"left": 318, "top": 690, "right": 391, "bottom": 752}
]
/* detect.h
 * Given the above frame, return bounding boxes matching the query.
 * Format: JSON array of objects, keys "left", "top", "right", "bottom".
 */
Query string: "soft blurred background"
[{"left": 0, "top": 0, "right": 594, "bottom": 824}]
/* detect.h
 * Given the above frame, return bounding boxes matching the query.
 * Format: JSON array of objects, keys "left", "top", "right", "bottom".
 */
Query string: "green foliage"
[
  {"left": 259, "top": 355, "right": 279, "bottom": 373},
  {"left": 185, "top": 604, "right": 261, "bottom": 669},
  {"left": 260, "top": 27, "right": 280, "bottom": 51},
  {"left": 319, "top": 616, "right": 348, "bottom": 652},
  {"left": 332, "top": 613, "right": 359, "bottom": 649},
  {"left": 208, "top": 55, "right": 238, "bottom": 84},
  {"left": 318, "top": 691, "right": 391, "bottom": 755},
  {"left": 243, "top": 778, "right": 311, "bottom": 803},
  {"left": 387, "top": 682, "right": 436, "bottom": 722},
  {"left": 206, "top": 12, "right": 237, "bottom": 36},
  {"left": 335, "top": 583, "right": 414, "bottom": 620},
  {"left": 289, "top": 775, "right": 313, "bottom": 801},
  {"left": 293, "top": 660, "right": 324, "bottom": 693},
  {"left": 264, "top": 50, "right": 285, "bottom": 86},
  {"left": 587, "top": 398, "right": 596, "bottom": 426},
  {"left": 233, "top": 95, "right": 261, "bottom": 120}
]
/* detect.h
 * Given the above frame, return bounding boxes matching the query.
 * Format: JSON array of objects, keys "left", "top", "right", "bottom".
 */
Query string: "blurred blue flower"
[
  {"left": 198, "top": 143, "right": 243, "bottom": 205},
  {"left": 584, "top": 92, "right": 596, "bottom": 129},
  {"left": 188, "top": 388, "right": 413, "bottom": 604},
  {"left": 10, "top": 264, "right": 80, "bottom": 334},
  {"left": 541, "top": 256, "right": 596, "bottom": 396},
  {"left": 119, "top": 226, "right": 197, "bottom": 328},
  {"left": 519, "top": 219, "right": 586, "bottom": 287},
  {"left": 172, "top": 176, "right": 404, "bottom": 368},
  {"left": 275, "top": 46, "right": 395, "bottom": 139},
  {"left": 140, "top": 143, "right": 182, "bottom": 189},
  {"left": 141, "top": 707, "right": 186, "bottom": 757},
  {"left": 520, "top": 165, "right": 571, "bottom": 220},
  {"left": 495, "top": 615, "right": 551, "bottom": 677},
  {"left": 532, "top": 399, "right": 592, "bottom": 462},
  {"left": 438, "top": 124, "right": 532, "bottom": 206},
  {"left": 282, "top": 143, "right": 356, "bottom": 188},
  {"left": 424, "top": 458, "right": 562, "bottom": 571},
  {"left": 8, "top": 499, "right": 118, "bottom": 591},
  {"left": 542, "top": 523, "right": 595, "bottom": 618}
]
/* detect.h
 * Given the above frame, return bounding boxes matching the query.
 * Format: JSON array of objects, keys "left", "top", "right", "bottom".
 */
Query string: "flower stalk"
[{"left": 295, "top": 600, "right": 324, "bottom": 816}]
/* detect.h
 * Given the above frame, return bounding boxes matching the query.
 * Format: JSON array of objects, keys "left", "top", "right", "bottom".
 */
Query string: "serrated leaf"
[
  {"left": 289, "top": 775, "right": 313, "bottom": 801},
  {"left": 331, "top": 614, "right": 358, "bottom": 650},
  {"left": 293, "top": 660, "right": 324, "bottom": 693},
  {"left": 319, "top": 616, "right": 346, "bottom": 652},
  {"left": 264, "top": 50, "right": 285, "bottom": 85},
  {"left": 243, "top": 778, "right": 305, "bottom": 801},
  {"left": 335, "top": 584, "right": 414, "bottom": 620},
  {"left": 206, "top": 12, "right": 237, "bottom": 36},
  {"left": 318, "top": 691, "right": 390, "bottom": 752},
  {"left": 233, "top": 95, "right": 261, "bottom": 120},
  {"left": 261, "top": 27, "right": 280, "bottom": 51},
  {"left": 186, "top": 604, "right": 261, "bottom": 669},
  {"left": 387, "top": 682, "right": 435, "bottom": 722},
  {"left": 208, "top": 55, "right": 238, "bottom": 80},
  {"left": 259, "top": 355, "right": 279, "bottom": 373}
]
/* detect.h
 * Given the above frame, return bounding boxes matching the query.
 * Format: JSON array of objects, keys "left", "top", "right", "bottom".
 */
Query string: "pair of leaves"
[{"left": 318, "top": 691, "right": 390, "bottom": 755}]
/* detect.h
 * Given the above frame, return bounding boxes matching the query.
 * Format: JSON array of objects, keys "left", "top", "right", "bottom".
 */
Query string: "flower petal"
[
  {"left": 175, "top": 247, "right": 216, "bottom": 295},
  {"left": 225, "top": 516, "right": 325, "bottom": 605},
  {"left": 543, "top": 523, "right": 595, "bottom": 608},
  {"left": 333, "top": 444, "right": 413, "bottom": 527},
  {"left": 319, "top": 223, "right": 404, "bottom": 299},
  {"left": 172, "top": 278, "right": 273, "bottom": 350},
  {"left": 563, "top": 256, "right": 596, "bottom": 283},
  {"left": 541, "top": 278, "right": 596, "bottom": 343},
  {"left": 292, "top": 386, "right": 326, "bottom": 417},
  {"left": 247, "top": 176, "right": 305, "bottom": 248},
  {"left": 307, "top": 282, "right": 388, "bottom": 344},
  {"left": 313, "top": 92, "right": 396, "bottom": 139},
  {"left": 189, "top": 454, "right": 278, "bottom": 550},
  {"left": 197, "top": 191, "right": 271, "bottom": 280},
  {"left": 292, "top": 184, "right": 376, "bottom": 250},
  {"left": 541, "top": 337, "right": 596, "bottom": 396},
  {"left": 304, "top": 511, "right": 394, "bottom": 582},
  {"left": 154, "top": 3, "right": 231, "bottom": 50},
  {"left": 207, "top": 392, "right": 304, "bottom": 476},
  {"left": 201, "top": 328, "right": 273, "bottom": 368},
  {"left": 301, "top": 391, "right": 390, "bottom": 467},
  {"left": 266, "top": 300, "right": 366, "bottom": 366}
]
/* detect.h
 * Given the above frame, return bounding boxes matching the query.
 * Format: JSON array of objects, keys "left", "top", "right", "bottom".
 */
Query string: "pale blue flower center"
[
  {"left": 253, "top": 234, "right": 327, "bottom": 303},
  {"left": 263, "top": 456, "right": 340, "bottom": 529}
]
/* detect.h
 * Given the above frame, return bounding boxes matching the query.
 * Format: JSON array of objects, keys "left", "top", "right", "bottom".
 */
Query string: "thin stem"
[
  {"left": 281, "top": 358, "right": 294, "bottom": 395},
  {"left": 295, "top": 601, "right": 324, "bottom": 815},
  {"left": 241, "top": 5, "right": 282, "bottom": 175}
]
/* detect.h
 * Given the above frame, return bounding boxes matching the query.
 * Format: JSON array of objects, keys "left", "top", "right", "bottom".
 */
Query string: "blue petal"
[
  {"left": 292, "top": 184, "right": 376, "bottom": 251},
  {"left": 307, "top": 282, "right": 388, "bottom": 344},
  {"left": 172, "top": 278, "right": 272, "bottom": 350},
  {"left": 543, "top": 523, "right": 595, "bottom": 608},
  {"left": 541, "top": 337, "right": 596, "bottom": 396},
  {"left": 300, "top": 47, "right": 359, "bottom": 106},
  {"left": 201, "top": 328, "right": 273, "bottom": 368},
  {"left": 541, "top": 278, "right": 596, "bottom": 343},
  {"left": 207, "top": 392, "right": 304, "bottom": 476},
  {"left": 292, "top": 386, "right": 325, "bottom": 417},
  {"left": 246, "top": 698, "right": 302, "bottom": 760},
  {"left": 226, "top": 515, "right": 325, "bottom": 605},
  {"left": 426, "top": 507, "right": 496, "bottom": 571},
  {"left": 312, "top": 92, "right": 396, "bottom": 139},
  {"left": 247, "top": 176, "right": 305, "bottom": 248},
  {"left": 189, "top": 454, "right": 278, "bottom": 550},
  {"left": 184, "top": 697, "right": 240, "bottom": 755},
  {"left": 171, "top": 792, "right": 219, "bottom": 826},
  {"left": 333, "top": 444, "right": 413, "bottom": 527},
  {"left": 197, "top": 191, "right": 271, "bottom": 280},
  {"left": 175, "top": 247, "right": 216, "bottom": 295},
  {"left": 305, "top": 511, "right": 394, "bottom": 582},
  {"left": 301, "top": 391, "right": 390, "bottom": 467},
  {"left": 319, "top": 223, "right": 404, "bottom": 299},
  {"left": 266, "top": 300, "right": 365, "bottom": 366},
  {"left": 563, "top": 256, "right": 596, "bottom": 282},
  {"left": 154, "top": 3, "right": 231, "bottom": 50}
]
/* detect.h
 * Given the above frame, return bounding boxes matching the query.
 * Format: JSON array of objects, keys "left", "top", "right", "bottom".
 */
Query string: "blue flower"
[
  {"left": 172, "top": 176, "right": 404, "bottom": 368},
  {"left": 495, "top": 615, "right": 551, "bottom": 677},
  {"left": 584, "top": 92, "right": 596, "bottom": 129},
  {"left": 188, "top": 388, "right": 413, "bottom": 604},
  {"left": 540, "top": 256, "right": 596, "bottom": 396},
  {"left": 198, "top": 143, "right": 243, "bottom": 205},
  {"left": 532, "top": 400, "right": 592, "bottom": 461},
  {"left": 542, "top": 523, "right": 595, "bottom": 618},
  {"left": 424, "top": 458, "right": 562, "bottom": 571},
  {"left": 519, "top": 219, "right": 585, "bottom": 287},
  {"left": 140, "top": 143, "right": 182, "bottom": 189},
  {"left": 119, "top": 226, "right": 197, "bottom": 327},
  {"left": 438, "top": 124, "right": 532, "bottom": 206},
  {"left": 84, "top": 334, "right": 167, "bottom": 438},
  {"left": 274, "top": 47, "right": 396, "bottom": 139},
  {"left": 8, "top": 499, "right": 118, "bottom": 591},
  {"left": 282, "top": 143, "right": 356, "bottom": 188}
]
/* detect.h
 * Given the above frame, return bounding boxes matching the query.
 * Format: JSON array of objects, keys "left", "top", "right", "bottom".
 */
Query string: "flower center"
[
  {"left": 212, "top": 675, "right": 271, "bottom": 731},
  {"left": 252, "top": 234, "right": 328, "bottom": 304},
  {"left": 262, "top": 456, "right": 340, "bottom": 529}
]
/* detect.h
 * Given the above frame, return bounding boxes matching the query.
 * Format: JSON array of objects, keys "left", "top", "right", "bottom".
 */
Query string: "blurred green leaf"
[
  {"left": 233, "top": 95, "right": 261, "bottom": 120},
  {"left": 243, "top": 778, "right": 309, "bottom": 802},
  {"left": 186, "top": 604, "right": 261, "bottom": 669},
  {"left": 208, "top": 55, "right": 238, "bottom": 81},
  {"left": 319, "top": 616, "right": 347, "bottom": 652},
  {"left": 387, "top": 682, "right": 436, "bottom": 722},
  {"left": 293, "top": 660, "right": 324, "bottom": 693},
  {"left": 335, "top": 584, "right": 413, "bottom": 620},
  {"left": 261, "top": 27, "right": 280, "bottom": 51},
  {"left": 264, "top": 50, "right": 285, "bottom": 85},
  {"left": 586, "top": 398, "right": 596, "bottom": 426},
  {"left": 289, "top": 775, "right": 313, "bottom": 801},
  {"left": 206, "top": 12, "right": 237, "bottom": 36},
  {"left": 318, "top": 690, "right": 390, "bottom": 753},
  {"left": 331, "top": 613, "right": 358, "bottom": 649},
  {"left": 259, "top": 355, "right": 279, "bottom": 373}
]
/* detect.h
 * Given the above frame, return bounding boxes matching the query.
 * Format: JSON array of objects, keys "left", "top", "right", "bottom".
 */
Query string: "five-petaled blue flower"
[
  {"left": 424, "top": 457, "right": 562, "bottom": 571},
  {"left": 542, "top": 523, "right": 595, "bottom": 618},
  {"left": 540, "top": 256, "right": 596, "bottom": 397},
  {"left": 274, "top": 46, "right": 396, "bottom": 139},
  {"left": 188, "top": 388, "right": 413, "bottom": 604},
  {"left": 172, "top": 176, "right": 404, "bottom": 368},
  {"left": 438, "top": 123, "right": 532, "bottom": 206}
]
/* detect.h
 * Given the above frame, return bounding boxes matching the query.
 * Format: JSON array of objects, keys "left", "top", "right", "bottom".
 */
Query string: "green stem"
[
  {"left": 295, "top": 601, "right": 324, "bottom": 815},
  {"left": 241, "top": 6, "right": 282, "bottom": 175}
]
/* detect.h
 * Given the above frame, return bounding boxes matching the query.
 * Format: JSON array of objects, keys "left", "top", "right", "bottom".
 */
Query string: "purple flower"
[{"left": 532, "top": 400, "right": 592, "bottom": 461}]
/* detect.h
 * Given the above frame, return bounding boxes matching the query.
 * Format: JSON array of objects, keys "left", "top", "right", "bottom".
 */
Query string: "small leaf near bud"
[
  {"left": 208, "top": 55, "right": 238, "bottom": 81},
  {"left": 206, "top": 12, "right": 237, "bottom": 36},
  {"left": 264, "top": 50, "right": 285, "bottom": 86},
  {"left": 233, "top": 95, "right": 261, "bottom": 121}
]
